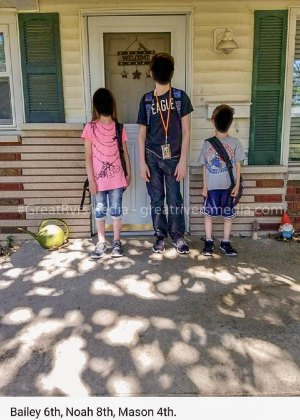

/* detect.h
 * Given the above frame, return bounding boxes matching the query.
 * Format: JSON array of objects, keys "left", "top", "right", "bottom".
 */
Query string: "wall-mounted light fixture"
[{"left": 214, "top": 28, "right": 239, "bottom": 54}]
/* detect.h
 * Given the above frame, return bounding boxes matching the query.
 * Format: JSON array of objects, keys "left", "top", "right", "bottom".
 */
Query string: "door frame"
[{"left": 79, "top": 7, "right": 194, "bottom": 233}]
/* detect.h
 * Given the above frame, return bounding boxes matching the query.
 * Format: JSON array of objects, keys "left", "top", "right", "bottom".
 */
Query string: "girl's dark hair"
[
  {"left": 92, "top": 88, "right": 117, "bottom": 121},
  {"left": 212, "top": 104, "right": 235, "bottom": 133},
  {"left": 150, "top": 52, "right": 174, "bottom": 85}
]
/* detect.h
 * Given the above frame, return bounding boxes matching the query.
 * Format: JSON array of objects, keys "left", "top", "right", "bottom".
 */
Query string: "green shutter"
[
  {"left": 18, "top": 13, "right": 65, "bottom": 123},
  {"left": 249, "top": 10, "right": 288, "bottom": 165}
]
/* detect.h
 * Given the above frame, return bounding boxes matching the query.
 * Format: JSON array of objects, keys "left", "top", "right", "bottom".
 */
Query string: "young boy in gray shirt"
[{"left": 198, "top": 104, "right": 246, "bottom": 256}]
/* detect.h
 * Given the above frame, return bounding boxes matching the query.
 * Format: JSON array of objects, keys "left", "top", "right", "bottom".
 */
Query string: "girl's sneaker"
[
  {"left": 220, "top": 241, "right": 237, "bottom": 257},
  {"left": 202, "top": 240, "right": 214, "bottom": 256},
  {"left": 91, "top": 242, "right": 108, "bottom": 259},
  {"left": 111, "top": 240, "right": 124, "bottom": 257}
]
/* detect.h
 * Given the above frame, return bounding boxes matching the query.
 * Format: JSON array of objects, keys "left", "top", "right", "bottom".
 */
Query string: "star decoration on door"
[
  {"left": 121, "top": 69, "right": 128, "bottom": 78},
  {"left": 132, "top": 69, "right": 142, "bottom": 79}
]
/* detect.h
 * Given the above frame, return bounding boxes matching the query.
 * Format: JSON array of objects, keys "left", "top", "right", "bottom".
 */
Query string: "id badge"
[{"left": 161, "top": 144, "right": 171, "bottom": 160}]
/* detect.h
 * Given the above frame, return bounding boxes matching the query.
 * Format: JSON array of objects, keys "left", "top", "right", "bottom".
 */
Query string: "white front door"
[{"left": 87, "top": 15, "right": 186, "bottom": 231}]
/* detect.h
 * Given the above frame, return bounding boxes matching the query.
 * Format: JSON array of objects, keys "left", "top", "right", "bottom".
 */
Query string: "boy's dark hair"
[
  {"left": 150, "top": 52, "right": 174, "bottom": 85},
  {"left": 212, "top": 104, "right": 235, "bottom": 133},
  {"left": 92, "top": 88, "right": 117, "bottom": 121}
]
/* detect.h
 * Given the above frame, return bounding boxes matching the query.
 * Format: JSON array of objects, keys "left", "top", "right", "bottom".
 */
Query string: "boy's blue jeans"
[{"left": 145, "top": 150, "right": 185, "bottom": 241}]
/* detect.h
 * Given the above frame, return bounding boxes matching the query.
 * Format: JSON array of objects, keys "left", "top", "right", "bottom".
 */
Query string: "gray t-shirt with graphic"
[{"left": 198, "top": 136, "right": 246, "bottom": 190}]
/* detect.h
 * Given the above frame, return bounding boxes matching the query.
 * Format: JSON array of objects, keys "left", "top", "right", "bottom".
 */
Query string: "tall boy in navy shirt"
[{"left": 137, "top": 53, "right": 193, "bottom": 254}]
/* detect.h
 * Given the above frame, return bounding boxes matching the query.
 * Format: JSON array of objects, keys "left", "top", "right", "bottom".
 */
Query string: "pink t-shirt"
[{"left": 81, "top": 121, "right": 128, "bottom": 192}]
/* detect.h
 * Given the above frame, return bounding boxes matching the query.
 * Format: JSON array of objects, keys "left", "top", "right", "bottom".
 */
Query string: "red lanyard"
[{"left": 155, "top": 88, "right": 171, "bottom": 143}]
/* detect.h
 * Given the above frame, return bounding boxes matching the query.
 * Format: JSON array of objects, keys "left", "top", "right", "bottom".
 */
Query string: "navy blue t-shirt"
[{"left": 137, "top": 88, "right": 194, "bottom": 158}]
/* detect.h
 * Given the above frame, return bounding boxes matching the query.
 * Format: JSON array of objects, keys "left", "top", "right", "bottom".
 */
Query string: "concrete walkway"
[{"left": 0, "top": 236, "right": 300, "bottom": 396}]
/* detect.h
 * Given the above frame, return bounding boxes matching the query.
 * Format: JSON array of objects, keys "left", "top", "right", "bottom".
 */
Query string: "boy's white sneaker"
[
  {"left": 173, "top": 238, "right": 190, "bottom": 254},
  {"left": 220, "top": 241, "right": 237, "bottom": 257},
  {"left": 202, "top": 240, "right": 214, "bottom": 256}
]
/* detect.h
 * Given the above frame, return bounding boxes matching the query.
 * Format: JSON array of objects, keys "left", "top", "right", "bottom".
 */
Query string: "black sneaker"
[
  {"left": 152, "top": 237, "right": 165, "bottom": 253},
  {"left": 220, "top": 241, "right": 237, "bottom": 257},
  {"left": 202, "top": 240, "right": 214, "bottom": 256},
  {"left": 111, "top": 240, "right": 124, "bottom": 257},
  {"left": 173, "top": 237, "right": 190, "bottom": 254},
  {"left": 91, "top": 242, "right": 108, "bottom": 259}
]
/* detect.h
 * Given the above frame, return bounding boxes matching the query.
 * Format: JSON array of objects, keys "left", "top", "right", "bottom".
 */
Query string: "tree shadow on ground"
[{"left": 0, "top": 236, "right": 300, "bottom": 396}]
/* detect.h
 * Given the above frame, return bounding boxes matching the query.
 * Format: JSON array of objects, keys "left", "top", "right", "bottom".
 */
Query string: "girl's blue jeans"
[{"left": 92, "top": 187, "right": 124, "bottom": 220}]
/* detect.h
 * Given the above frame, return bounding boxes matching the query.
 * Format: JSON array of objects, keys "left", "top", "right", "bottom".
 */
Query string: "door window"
[{"left": 103, "top": 32, "right": 171, "bottom": 123}]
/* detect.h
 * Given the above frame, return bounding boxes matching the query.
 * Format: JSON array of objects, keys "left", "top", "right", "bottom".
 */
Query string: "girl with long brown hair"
[{"left": 81, "top": 88, "right": 131, "bottom": 259}]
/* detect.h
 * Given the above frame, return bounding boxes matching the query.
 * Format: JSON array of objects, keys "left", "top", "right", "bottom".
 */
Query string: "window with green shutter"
[
  {"left": 249, "top": 10, "right": 288, "bottom": 165},
  {"left": 18, "top": 13, "right": 65, "bottom": 123},
  {"left": 289, "top": 19, "right": 300, "bottom": 161}
]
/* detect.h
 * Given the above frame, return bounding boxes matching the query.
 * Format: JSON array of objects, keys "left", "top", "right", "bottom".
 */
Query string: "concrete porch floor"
[{"left": 0, "top": 236, "right": 300, "bottom": 396}]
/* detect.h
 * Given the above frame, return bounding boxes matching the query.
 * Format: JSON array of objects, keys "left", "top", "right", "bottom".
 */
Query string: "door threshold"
[{"left": 92, "top": 231, "right": 153, "bottom": 237}]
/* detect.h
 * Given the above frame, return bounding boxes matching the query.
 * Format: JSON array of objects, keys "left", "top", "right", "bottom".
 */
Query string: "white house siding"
[{"left": 38, "top": 0, "right": 295, "bottom": 161}]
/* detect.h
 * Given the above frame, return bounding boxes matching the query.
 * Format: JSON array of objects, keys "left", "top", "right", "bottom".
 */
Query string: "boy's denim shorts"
[
  {"left": 92, "top": 187, "right": 124, "bottom": 220},
  {"left": 203, "top": 189, "right": 237, "bottom": 219}
]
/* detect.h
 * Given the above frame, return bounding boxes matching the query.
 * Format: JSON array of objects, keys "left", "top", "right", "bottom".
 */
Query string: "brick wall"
[
  {"left": 286, "top": 180, "right": 300, "bottom": 233},
  {"left": 254, "top": 179, "right": 285, "bottom": 232},
  {"left": 0, "top": 131, "right": 90, "bottom": 241},
  {"left": 189, "top": 166, "right": 286, "bottom": 237},
  {"left": 0, "top": 138, "right": 25, "bottom": 235}
]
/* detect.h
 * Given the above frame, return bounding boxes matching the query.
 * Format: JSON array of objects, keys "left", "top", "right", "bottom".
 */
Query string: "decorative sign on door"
[
  {"left": 117, "top": 50, "right": 155, "bottom": 66},
  {"left": 117, "top": 38, "right": 155, "bottom": 80}
]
